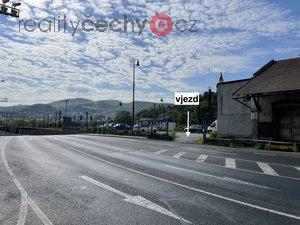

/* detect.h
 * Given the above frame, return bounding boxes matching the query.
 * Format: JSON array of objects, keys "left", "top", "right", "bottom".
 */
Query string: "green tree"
[
  {"left": 136, "top": 91, "right": 217, "bottom": 127},
  {"left": 114, "top": 111, "right": 131, "bottom": 124}
]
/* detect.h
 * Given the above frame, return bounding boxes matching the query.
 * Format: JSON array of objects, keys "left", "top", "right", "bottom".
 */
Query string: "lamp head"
[{"left": 12, "top": 2, "right": 21, "bottom": 7}]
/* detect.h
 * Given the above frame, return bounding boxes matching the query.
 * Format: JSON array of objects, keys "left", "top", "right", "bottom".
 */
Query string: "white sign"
[{"left": 175, "top": 92, "right": 200, "bottom": 105}]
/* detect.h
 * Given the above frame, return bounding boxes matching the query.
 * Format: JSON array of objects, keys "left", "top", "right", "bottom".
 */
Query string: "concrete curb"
[{"left": 86, "top": 133, "right": 148, "bottom": 140}]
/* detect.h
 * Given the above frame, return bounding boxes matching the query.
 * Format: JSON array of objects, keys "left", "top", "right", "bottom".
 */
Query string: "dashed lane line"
[
  {"left": 62, "top": 144, "right": 300, "bottom": 221},
  {"left": 196, "top": 155, "right": 208, "bottom": 163},
  {"left": 225, "top": 158, "right": 236, "bottom": 169},
  {"left": 257, "top": 162, "right": 279, "bottom": 176},
  {"left": 172, "top": 152, "right": 186, "bottom": 158},
  {"left": 163, "top": 165, "right": 275, "bottom": 190},
  {"left": 137, "top": 149, "right": 300, "bottom": 181},
  {"left": 155, "top": 149, "right": 168, "bottom": 155}
]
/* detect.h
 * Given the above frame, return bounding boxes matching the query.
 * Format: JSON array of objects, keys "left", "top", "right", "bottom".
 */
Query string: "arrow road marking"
[
  {"left": 80, "top": 175, "right": 191, "bottom": 224},
  {"left": 59, "top": 142, "right": 300, "bottom": 220},
  {"left": 186, "top": 111, "right": 190, "bottom": 138}
]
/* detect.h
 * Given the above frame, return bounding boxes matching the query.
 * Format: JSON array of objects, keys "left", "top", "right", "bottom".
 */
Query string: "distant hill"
[{"left": 0, "top": 98, "right": 161, "bottom": 120}]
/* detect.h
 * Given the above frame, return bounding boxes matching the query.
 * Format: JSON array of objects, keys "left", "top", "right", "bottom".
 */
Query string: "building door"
[{"left": 274, "top": 104, "right": 300, "bottom": 142}]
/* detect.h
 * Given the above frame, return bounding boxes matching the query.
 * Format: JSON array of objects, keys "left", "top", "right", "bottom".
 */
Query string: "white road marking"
[
  {"left": 140, "top": 148, "right": 300, "bottom": 180},
  {"left": 196, "top": 155, "right": 208, "bottom": 163},
  {"left": 164, "top": 165, "right": 274, "bottom": 190},
  {"left": 225, "top": 158, "right": 236, "bottom": 169},
  {"left": 155, "top": 149, "right": 167, "bottom": 155},
  {"left": 172, "top": 152, "right": 186, "bottom": 158},
  {"left": 257, "top": 162, "right": 279, "bottom": 176},
  {"left": 254, "top": 153, "right": 276, "bottom": 156},
  {"left": 217, "top": 152, "right": 237, "bottom": 156},
  {"left": 1, "top": 139, "right": 53, "bottom": 225},
  {"left": 80, "top": 175, "right": 191, "bottom": 224},
  {"left": 65, "top": 145, "right": 300, "bottom": 220}
]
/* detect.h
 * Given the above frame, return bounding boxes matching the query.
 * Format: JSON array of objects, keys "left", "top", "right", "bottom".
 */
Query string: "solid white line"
[
  {"left": 1, "top": 139, "right": 53, "bottom": 225},
  {"left": 295, "top": 167, "right": 300, "bottom": 171},
  {"left": 65, "top": 145, "right": 300, "bottom": 220},
  {"left": 196, "top": 154, "right": 208, "bottom": 163},
  {"left": 216, "top": 152, "right": 237, "bottom": 156},
  {"left": 80, "top": 175, "right": 191, "bottom": 223},
  {"left": 163, "top": 165, "right": 274, "bottom": 190},
  {"left": 225, "top": 158, "right": 236, "bottom": 169},
  {"left": 257, "top": 162, "right": 279, "bottom": 176},
  {"left": 254, "top": 153, "right": 276, "bottom": 156},
  {"left": 172, "top": 152, "right": 186, "bottom": 158},
  {"left": 155, "top": 149, "right": 167, "bottom": 155}
]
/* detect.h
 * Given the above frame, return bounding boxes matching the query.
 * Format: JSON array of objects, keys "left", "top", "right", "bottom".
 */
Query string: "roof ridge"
[{"left": 276, "top": 56, "right": 300, "bottom": 63}]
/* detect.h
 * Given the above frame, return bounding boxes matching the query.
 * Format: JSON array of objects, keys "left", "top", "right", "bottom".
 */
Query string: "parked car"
[
  {"left": 184, "top": 125, "right": 203, "bottom": 133},
  {"left": 207, "top": 120, "right": 217, "bottom": 133},
  {"left": 113, "top": 123, "right": 130, "bottom": 131},
  {"left": 133, "top": 124, "right": 157, "bottom": 133}
]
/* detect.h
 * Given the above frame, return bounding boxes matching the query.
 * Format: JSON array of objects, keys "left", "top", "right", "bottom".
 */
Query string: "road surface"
[{"left": 0, "top": 135, "right": 299, "bottom": 225}]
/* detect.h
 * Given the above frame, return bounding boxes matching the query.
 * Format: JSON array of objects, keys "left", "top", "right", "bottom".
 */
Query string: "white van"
[{"left": 207, "top": 120, "right": 217, "bottom": 133}]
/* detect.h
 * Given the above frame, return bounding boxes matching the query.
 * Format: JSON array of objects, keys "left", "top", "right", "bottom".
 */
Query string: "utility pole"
[
  {"left": 58, "top": 110, "right": 62, "bottom": 128},
  {"left": 65, "top": 99, "right": 68, "bottom": 117},
  {"left": 85, "top": 112, "right": 89, "bottom": 127},
  {"left": 132, "top": 59, "right": 140, "bottom": 127},
  {"left": 208, "top": 87, "right": 212, "bottom": 124}
]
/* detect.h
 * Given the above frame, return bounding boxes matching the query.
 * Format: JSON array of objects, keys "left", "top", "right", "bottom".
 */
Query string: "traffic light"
[{"left": 0, "top": 0, "right": 21, "bottom": 18}]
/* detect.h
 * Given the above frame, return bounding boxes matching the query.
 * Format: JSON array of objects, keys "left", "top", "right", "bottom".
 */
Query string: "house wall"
[
  {"left": 250, "top": 92, "right": 300, "bottom": 140},
  {"left": 217, "top": 80, "right": 252, "bottom": 138}
]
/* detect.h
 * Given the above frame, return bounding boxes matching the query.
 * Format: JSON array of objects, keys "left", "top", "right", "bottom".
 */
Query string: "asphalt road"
[{"left": 0, "top": 135, "right": 299, "bottom": 225}]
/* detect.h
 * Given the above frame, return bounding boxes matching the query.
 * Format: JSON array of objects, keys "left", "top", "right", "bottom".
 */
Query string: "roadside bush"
[
  {"left": 254, "top": 142, "right": 266, "bottom": 150},
  {"left": 147, "top": 133, "right": 175, "bottom": 141},
  {"left": 209, "top": 131, "right": 218, "bottom": 139}
]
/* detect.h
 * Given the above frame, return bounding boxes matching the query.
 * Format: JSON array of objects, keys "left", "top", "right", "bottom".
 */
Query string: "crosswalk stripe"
[
  {"left": 196, "top": 154, "right": 208, "bottom": 163},
  {"left": 225, "top": 158, "right": 236, "bottom": 169},
  {"left": 172, "top": 152, "right": 186, "bottom": 158},
  {"left": 295, "top": 167, "right": 300, "bottom": 171},
  {"left": 257, "top": 162, "right": 278, "bottom": 176},
  {"left": 155, "top": 149, "right": 167, "bottom": 155}
]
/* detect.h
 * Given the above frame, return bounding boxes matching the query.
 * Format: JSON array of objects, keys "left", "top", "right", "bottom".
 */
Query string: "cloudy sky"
[{"left": 0, "top": 0, "right": 299, "bottom": 105}]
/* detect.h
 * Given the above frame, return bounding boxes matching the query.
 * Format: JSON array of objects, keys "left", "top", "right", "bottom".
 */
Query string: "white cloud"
[{"left": 0, "top": 0, "right": 299, "bottom": 104}]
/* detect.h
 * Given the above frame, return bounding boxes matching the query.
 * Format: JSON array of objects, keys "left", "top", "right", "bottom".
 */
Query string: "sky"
[{"left": 0, "top": 0, "right": 299, "bottom": 105}]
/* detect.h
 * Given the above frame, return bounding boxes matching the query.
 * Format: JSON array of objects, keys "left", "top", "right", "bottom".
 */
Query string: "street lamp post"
[{"left": 132, "top": 59, "right": 139, "bottom": 127}]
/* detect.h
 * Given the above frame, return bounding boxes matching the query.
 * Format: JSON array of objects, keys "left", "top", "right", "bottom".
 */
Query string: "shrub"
[{"left": 209, "top": 131, "right": 218, "bottom": 139}]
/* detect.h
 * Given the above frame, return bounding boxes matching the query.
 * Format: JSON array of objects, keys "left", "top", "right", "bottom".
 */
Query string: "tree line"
[{"left": 114, "top": 91, "right": 217, "bottom": 128}]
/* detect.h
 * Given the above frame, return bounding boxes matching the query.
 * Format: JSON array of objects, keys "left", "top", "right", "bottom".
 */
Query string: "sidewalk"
[{"left": 174, "top": 132, "right": 202, "bottom": 144}]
